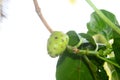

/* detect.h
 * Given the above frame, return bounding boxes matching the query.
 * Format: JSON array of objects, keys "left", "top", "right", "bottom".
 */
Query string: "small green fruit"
[{"left": 47, "top": 31, "right": 69, "bottom": 58}]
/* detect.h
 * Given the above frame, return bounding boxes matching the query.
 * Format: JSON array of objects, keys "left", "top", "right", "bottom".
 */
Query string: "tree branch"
[{"left": 33, "top": 0, "right": 53, "bottom": 33}]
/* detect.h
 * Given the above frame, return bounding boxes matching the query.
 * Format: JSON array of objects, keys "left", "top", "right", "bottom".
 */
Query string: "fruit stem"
[
  {"left": 85, "top": 0, "right": 120, "bottom": 35},
  {"left": 33, "top": 0, "right": 53, "bottom": 33}
]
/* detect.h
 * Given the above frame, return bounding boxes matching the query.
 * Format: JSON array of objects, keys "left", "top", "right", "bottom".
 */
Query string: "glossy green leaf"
[
  {"left": 56, "top": 51, "right": 93, "bottom": 80},
  {"left": 67, "top": 31, "right": 80, "bottom": 46},
  {"left": 86, "top": 55, "right": 108, "bottom": 80},
  {"left": 83, "top": 55, "right": 108, "bottom": 80},
  {"left": 112, "top": 25, "right": 120, "bottom": 66},
  {"left": 87, "top": 9, "right": 119, "bottom": 41},
  {"left": 112, "top": 25, "right": 120, "bottom": 80},
  {"left": 79, "top": 42, "right": 96, "bottom": 50},
  {"left": 79, "top": 33, "right": 96, "bottom": 46}
]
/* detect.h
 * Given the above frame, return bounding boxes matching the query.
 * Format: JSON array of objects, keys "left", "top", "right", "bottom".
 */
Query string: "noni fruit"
[{"left": 47, "top": 31, "right": 69, "bottom": 58}]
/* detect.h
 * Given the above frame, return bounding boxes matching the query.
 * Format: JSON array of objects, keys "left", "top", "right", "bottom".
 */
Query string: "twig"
[
  {"left": 67, "top": 46, "right": 120, "bottom": 68},
  {"left": 33, "top": 0, "right": 53, "bottom": 33}
]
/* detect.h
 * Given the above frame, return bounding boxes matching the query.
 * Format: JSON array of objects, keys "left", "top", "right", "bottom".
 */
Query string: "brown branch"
[{"left": 33, "top": 0, "right": 53, "bottom": 33}]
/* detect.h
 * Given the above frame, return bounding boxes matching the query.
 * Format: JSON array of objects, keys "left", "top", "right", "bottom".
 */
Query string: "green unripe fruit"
[{"left": 47, "top": 31, "right": 69, "bottom": 58}]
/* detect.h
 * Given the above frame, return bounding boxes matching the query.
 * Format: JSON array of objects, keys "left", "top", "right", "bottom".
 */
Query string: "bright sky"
[{"left": 0, "top": 0, "right": 120, "bottom": 80}]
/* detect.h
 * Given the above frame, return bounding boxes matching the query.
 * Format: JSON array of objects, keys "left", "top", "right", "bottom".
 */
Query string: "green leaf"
[
  {"left": 78, "top": 33, "right": 97, "bottom": 51},
  {"left": 79, "top": 42, "right": 96, "bottom": 50},
  {"left": 87, "top": 9, "right": 119, "bottom": 41},
  {"left": 83, "top": 55, "right": 108, "bottom": 80},
  {"left": 79, "top": 33, "right": 96, "bottom": 46},
  {"left": 56, "top": 51, "right": 93, "bottom": 80},
  {"left": 88, "top": 56, "right": 108, "bottom": 80},
  {"left": 88, "top": 55, "right": 104, "bottom": 66},
  {"left": 67, "top": 31, "right": 80, "bottom": 46},
  {"left": 56, "top": 50, "right": 108, "bottom": 80},
  {"left": 112, "top": 25, "right": 120, "bottom": 66}
]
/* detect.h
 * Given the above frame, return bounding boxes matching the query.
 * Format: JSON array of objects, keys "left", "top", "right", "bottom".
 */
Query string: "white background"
[{"left": 0, "top": 0, "right": 120, "bottom": 80}]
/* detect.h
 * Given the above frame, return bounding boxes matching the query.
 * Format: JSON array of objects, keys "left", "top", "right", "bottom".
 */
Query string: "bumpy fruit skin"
[{"left": 47, "top": 31, "right": 69, "bottom": 58}]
